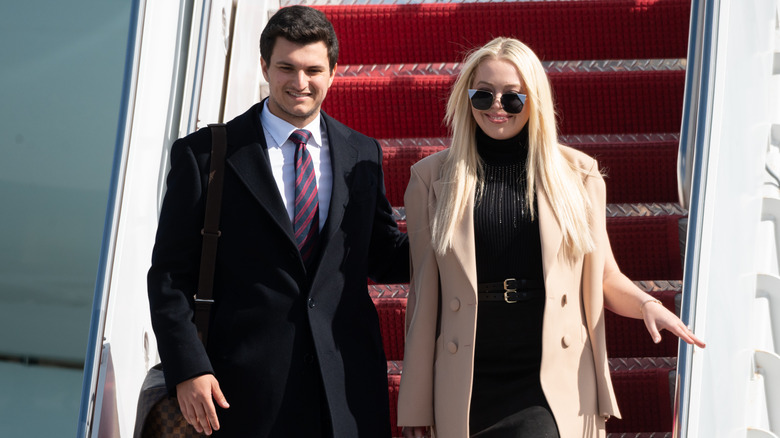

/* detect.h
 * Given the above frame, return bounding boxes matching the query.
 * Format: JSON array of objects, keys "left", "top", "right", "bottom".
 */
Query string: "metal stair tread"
[
  {"left": 391, "top": 203, "right": 687, "bottom": 223},
  {"left": 387, "top": 357, "right": 676, "bottom": 375},
  {"left": 336, "top": 59, "right": 686, "bottom": 77},
  {"left": 379, "top": 133, "right": 681, "bottom": 148}
]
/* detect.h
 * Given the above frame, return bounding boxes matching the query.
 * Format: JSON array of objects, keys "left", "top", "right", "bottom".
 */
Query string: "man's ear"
[
  {"left": 327, "top": 63, "right": 338, "bottom": 87},
  {"left": 261, "top": 58, "right": 269, "bottom": 81}
]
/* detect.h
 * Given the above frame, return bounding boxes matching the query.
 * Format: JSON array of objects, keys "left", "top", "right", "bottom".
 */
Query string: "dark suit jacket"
[{"left": 147, "top": 102, "right": 409, "bottom": 437}]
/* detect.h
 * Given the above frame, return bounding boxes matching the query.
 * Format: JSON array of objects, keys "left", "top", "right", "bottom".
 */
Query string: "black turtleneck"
[
  {"left": 469, "top": 123, "right": 552, "bottom": 435},
  {"left": 473, "top": 123, "right": 544, "bottom": 284}
]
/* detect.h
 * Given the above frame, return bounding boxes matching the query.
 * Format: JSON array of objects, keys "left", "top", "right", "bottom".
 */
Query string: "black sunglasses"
[{"left": 468, "top": 89, "right": 527, "bottom": 114}]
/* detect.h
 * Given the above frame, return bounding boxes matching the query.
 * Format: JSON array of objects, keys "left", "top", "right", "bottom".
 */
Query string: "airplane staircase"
[{"left": 306, "top": 0, "right": 694, "bottom": 436}]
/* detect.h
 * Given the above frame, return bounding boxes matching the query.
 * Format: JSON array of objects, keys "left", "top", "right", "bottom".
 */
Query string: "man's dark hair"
[{"left": 260, "top": 6, "right": 339, "bottom": 71}]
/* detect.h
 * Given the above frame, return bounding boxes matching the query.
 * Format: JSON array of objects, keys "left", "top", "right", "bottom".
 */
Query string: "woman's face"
[{"left": 469, "top": 58, "right": 530, "bottom": 140}]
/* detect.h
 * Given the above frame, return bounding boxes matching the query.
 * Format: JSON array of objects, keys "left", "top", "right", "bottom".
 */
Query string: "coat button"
[
  {"left": 303, "top": 353, "right": 314, "bottom": 364},
  {"left": 450, "top": 298, "right": 461, "bottom": 311},
  {"left": 308, "top": 298, "right": 316, "bottom": 309},
  {"left": 561, "top": 294, "right": 568, "bottom": 306},
  {"left": 447, "top": 341, "right": 458, "bottom": 354},
  {"left": 562, "top": 334, "right": 572, "bottom": 348}
]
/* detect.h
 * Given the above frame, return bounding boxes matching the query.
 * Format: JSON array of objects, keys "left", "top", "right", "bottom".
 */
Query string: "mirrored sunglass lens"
[
  {"left": 501, "top": 94, "right": 524, "bottom": 114},
  {"left": 470, "top": 91, "right": 494, "bottom": 110}
]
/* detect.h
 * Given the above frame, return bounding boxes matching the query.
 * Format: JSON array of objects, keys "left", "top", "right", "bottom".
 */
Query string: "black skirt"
[{"left": 469, "top": 292, "right": 559, "bottom": 438}]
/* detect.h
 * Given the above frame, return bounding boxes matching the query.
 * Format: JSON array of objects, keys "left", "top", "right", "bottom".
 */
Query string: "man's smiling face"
[{"left": 261, "top": 37, "right": 336, "bottom": 128}]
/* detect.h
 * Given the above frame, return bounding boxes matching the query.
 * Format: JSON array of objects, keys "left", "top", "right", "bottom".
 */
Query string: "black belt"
[{"left": 477, "top": 278, "right": 544, "bottom": 303}]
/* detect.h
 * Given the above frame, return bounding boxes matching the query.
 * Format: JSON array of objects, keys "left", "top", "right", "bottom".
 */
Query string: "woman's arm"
[
  {"left": 602, "top": 248, "right": 705, "bottom": 347},
  {"left": 587, "top": 165, "right": 705, "bottom": 348}
]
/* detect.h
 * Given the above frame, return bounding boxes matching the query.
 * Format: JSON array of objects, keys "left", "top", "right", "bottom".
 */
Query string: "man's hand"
[{"left": 176, "top": 374, "right": 230, "bottom": 435}]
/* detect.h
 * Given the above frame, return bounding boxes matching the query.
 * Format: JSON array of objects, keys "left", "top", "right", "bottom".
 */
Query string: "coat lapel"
[
  {"left": 536, "top": 179, "right": 563, "bottom": 281},
  {"left": 224, "top": 104, "right": 296, "bottom": 246},
  {"left": 318, "top": 114, "right": 357, "bottom": 252},
  {"left": 432, "top": 179, "right": 478, "bottom": 298}
]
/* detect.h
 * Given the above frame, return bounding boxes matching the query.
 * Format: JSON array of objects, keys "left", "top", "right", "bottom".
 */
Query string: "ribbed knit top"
[{"left": 473, "top": 124, "right": 544, "bottom": 284}]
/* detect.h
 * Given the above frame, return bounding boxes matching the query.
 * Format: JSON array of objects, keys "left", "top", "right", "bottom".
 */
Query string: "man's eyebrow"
[{"left": 274, "top": 61, "right": 327, "bottom": 70}]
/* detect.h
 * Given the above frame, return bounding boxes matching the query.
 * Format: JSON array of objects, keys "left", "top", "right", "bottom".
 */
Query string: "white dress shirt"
[{"left": 260, "top": 101, "right": 332, "bottom": 231}]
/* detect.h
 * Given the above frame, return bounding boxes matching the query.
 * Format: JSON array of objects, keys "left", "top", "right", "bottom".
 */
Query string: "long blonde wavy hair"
[{"left": 431, "top": 37, "right": 595, "bottom": 260}]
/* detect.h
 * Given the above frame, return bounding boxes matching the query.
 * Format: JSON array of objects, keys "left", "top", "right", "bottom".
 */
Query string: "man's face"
[{"left": 261, "top": 37, "right": 336, "bottom": 128}]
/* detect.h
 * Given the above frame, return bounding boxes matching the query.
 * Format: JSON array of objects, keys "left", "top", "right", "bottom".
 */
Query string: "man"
[{"left": 147, "top": 6, "right": 409, "bottom": 437}]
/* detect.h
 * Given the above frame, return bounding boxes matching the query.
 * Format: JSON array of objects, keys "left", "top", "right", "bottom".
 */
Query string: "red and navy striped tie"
[{"left": 290, "top": 129, "right": 319, "bottom": 265}]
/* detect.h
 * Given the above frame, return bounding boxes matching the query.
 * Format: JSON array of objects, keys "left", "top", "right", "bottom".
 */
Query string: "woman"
[{"left": 396, "top": 37, "right": 705, "bottom": 438}]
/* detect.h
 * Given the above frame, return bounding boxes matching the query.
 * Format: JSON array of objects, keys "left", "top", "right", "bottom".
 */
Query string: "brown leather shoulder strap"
[{"left": 194, "top": 123, "right": 227, "bottom": 347}]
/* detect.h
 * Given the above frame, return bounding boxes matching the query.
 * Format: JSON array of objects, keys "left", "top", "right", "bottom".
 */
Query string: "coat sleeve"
[
  {"left": 396, "top": 164, "right": 440, "bottom": 427},
  {"left": 366, "top": 138, "right": 410, "bottom": 284},
  {"left": 147, "top": 134, "right": 214, "bottom": 394}
]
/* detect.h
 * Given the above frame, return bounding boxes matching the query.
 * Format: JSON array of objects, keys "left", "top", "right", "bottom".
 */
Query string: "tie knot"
[{"left": 289, "top": 129, "right": 312, "bottom": 147}]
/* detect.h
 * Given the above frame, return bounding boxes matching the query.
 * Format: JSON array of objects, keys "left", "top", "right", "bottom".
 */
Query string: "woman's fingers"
[
  {"left": 671, "top": 320, "right": 707, "bottom": 348},
  {"left": 643, "top": 314, "right": 662, "bottom": 344},
  {"left": 644, "top": 303, "right": 706, "bottom": 348}
]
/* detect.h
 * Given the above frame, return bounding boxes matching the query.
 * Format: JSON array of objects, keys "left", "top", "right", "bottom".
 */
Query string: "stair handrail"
[
  {"left": 677, "top": 0, "right": 717, "bottom": 211},
  {"left": 674, "top": 0, "right": 720, "bottom": 436}
]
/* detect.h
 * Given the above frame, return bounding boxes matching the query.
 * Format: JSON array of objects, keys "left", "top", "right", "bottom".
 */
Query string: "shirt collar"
[{"left": 260, "top": 100, "right": 324, "bottom": 148}]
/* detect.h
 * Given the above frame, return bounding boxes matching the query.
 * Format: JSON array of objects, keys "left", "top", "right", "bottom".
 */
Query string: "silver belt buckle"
[{"left": 503, "top": 278, "right": 518, "bottom": 303}]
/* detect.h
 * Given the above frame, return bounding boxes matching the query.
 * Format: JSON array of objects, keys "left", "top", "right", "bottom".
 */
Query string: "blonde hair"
[{"left": 431, "top": 37, "right": 595, "bottom": 260}]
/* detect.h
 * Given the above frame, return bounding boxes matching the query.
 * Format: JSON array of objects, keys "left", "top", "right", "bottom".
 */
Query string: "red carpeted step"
[
  {"left": 381, "top": 142, "right": 446, "bottom": 207},
  {"left": 607, "top": 358, "right": 675, "bottom": 433},
  {"left": 576, "top": 138, "right": 680, "bottom": 204},
  {"left": 380, "top": 135, "right": 679, "bottom": 207},
  {"left": 317, "top": 1, "right": 690, "bottom": 65},
  {"left": 387, "top": 361, "right": 402, "bottom": 438},
  {"left": 392, "top": 210, "right": 683, "bottom": 281},
  {"left": 607, "top": 215, "right": 684, "bottom": 280},
  {"left": 371, "top": 284, "right": 409, "bottom": 361},
  {"left": 606, "top": 288, "right": 680, "bottom": 358},
  {"left": 386, "top": 358, "right": 676, "bottom": 436},
  {"left": 323, "top": 70, "right": 685, "bottom": 139},
  {"left": 325, "top": 75, "right": 450, "bottom": 139}
]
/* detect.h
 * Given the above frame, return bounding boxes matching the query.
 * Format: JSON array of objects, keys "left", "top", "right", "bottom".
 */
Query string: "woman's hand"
[
  {"left": 402, "top": 426, "right": 431, "bottom": 437},
  {"left": 641, "top": 299, "right": 706, "bottom": 348}
]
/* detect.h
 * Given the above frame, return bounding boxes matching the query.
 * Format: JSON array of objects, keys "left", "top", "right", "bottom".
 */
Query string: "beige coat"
[{"left": 397, "top": 146, "right": 621, "bottom": 438}]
